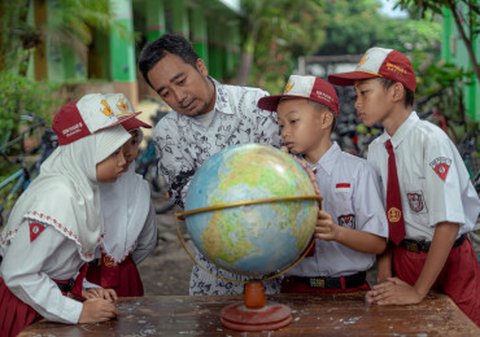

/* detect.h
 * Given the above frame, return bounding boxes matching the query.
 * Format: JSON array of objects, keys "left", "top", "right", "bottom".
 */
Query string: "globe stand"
[{"left": 220, "top": 280, "right": 292, "bottom": 331}]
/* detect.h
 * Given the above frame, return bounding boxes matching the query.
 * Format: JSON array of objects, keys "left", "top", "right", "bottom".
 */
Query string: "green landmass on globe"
[{"left": 183, "top": 143, "right": 319, "bottom": 277}]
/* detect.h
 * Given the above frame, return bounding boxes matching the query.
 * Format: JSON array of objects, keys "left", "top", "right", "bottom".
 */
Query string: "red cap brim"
[
  {"left": 258, "top": 94, "right": 315, "bottom": 112},
  {"left": 328, "top": 71, "right": 382, "bottom": 87},
  {"left": 257, "top": 95, "right": 283, "bottom": 111},
  {"left": 120, "top": 115, "right": 152, "bottom": 131}
]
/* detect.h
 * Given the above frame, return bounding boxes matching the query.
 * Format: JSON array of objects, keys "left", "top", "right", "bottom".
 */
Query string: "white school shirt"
[
  {"left": 98, "top": 164, "right": 157, "bottom": 265},
  {"left": 1, "top": 222, "right": 83, "bottom": 323},
  {"left": 286, "top": 142, "right": 388, "bottom": 278},
  {"left": 367, "top": 111, "right": 480, "bottom": 241}
]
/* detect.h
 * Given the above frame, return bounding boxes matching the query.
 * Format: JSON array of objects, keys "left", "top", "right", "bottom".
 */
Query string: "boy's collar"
[
  {"left": 385, "top": 111, "right": 419, "bottom": 148},
  {"left": 307, "top": 142, "right": 341, "bottom": 175}
]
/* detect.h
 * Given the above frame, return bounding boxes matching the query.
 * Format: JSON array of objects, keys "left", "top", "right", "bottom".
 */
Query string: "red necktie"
[{"left": 385, "top": 140, "right": 406, "bottom": 245}]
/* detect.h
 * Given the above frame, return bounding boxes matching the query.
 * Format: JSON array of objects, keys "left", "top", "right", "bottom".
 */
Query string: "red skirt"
[
  {"left": 86, "top": 254, "right": 144, "bottom": 297},
  {"left": 0, "top": 278, "right": 41, "bottom": 337}
]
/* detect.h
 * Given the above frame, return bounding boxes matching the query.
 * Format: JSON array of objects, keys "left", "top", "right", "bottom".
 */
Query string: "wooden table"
[{"left": 18, "top": 292, "right": 479, "bottom": 336}]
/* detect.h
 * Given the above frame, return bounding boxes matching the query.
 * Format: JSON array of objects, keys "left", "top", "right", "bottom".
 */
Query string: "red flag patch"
[
  {"left": 429, "top": 157, "right": 452, "bottom": 181},
  {"left": 336, "top": 183, "right": 351, "bottom": 188},
  {"left": 29, "top": 222, "right": 46, "bottom": 242}
]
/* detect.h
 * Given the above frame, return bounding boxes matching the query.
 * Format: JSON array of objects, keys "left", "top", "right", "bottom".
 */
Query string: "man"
[{"left": 138, "top": 34, "right": 281, "bottom": 295}]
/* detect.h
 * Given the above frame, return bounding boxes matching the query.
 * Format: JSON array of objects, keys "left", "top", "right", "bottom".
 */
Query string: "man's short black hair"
[
  {"left": 378, "top": 78, "right": 415, "bottom": 107},
  {"left": 138, "top": 33, "right": 200, "bottom": 87}
]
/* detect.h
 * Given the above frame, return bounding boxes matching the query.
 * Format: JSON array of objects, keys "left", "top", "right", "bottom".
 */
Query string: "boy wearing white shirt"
[
  {"left": 258, "top": 75, "right": 388, "bottom": 293},
  {"left": 329, "top": 47, "right": 480, "bottom": 325}
]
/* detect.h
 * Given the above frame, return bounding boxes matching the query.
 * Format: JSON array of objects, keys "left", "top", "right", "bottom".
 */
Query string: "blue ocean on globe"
[{"left": 184, "top": 144, "right": 319, "bottom": 276}]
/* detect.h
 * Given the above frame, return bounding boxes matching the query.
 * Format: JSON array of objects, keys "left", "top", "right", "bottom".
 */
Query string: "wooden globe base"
[
  {"left": 220, "top": 281, "right": 292, "bottom": 331},
  {"left": 220, "top": 302, "right": 292, "bottom": 331}
]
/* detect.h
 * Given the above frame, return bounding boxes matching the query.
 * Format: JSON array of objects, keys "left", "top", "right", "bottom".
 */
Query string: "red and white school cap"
[
  {"left": 257, "top": 75, "right": 339, "bottom": 115},
  {"left": 328, "top": 47, "right": 416, "bottom": 92},
  {"left": 53, "top": 93, "right": 151, "bottom": 145}
]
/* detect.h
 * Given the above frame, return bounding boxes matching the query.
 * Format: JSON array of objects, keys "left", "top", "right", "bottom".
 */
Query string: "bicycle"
[{"left": 0, "top": 112, "right": 57, "bottom": 227}]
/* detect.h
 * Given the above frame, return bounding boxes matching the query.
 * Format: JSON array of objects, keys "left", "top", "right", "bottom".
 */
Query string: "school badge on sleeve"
[
  {"left": 429, "top": 156, "right": 452, "bottom": 181},
  {"left": 29, "top": 222, "right": 46, "bottom": 241}
]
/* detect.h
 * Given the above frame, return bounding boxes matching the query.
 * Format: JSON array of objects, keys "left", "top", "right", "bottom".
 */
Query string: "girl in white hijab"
[
  {"left": 86, "top": 102, "right": 157, "bottom": 297},
  {"left": 0, "top": 93, "right": 135, "bottom": 337}
]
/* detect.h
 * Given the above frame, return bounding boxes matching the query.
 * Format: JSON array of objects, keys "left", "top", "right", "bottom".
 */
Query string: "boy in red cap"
[
  {"left": 329, "top": 47, "right": 480, "bottom": 324},
  {"left": 258, "top": 75, "right": 388, "bottom": 293},
  {"left": 0, "top": 93, "right": 142, "bottom": 336}
]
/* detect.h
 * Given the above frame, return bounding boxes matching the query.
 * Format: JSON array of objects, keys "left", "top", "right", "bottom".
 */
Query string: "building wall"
[
  {"left": 442, "top": 5, "right": 480, "bottom": 122},
  {"left": 30, "top": 0, "right": 242, "bottom": 106}
]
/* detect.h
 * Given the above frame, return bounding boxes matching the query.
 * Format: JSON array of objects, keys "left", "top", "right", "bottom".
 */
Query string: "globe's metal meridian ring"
[
  {"left": 176, "top": 195, "right": 321, "bottom": 220},
  {"left": 175, "top": 194, "right": 322, "bottom": 283}
]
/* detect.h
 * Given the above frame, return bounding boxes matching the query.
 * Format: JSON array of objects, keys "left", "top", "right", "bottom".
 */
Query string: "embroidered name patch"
[{"left": 29, "top": 222, "right": 46, "bottom": 242}]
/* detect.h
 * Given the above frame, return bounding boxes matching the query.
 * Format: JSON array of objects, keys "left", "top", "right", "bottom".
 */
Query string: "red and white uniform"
[
  {"left": 86, "top": 163, "right": 157, "bottom": 297},
  {"left": 0, "top": 125, "right": 130, "bottom": 337},
  {"left": 367, "top": 111, "right": 480, "bottom": 325},
  {"left": 283, "top": 143, "right": 388, "bottom": 292}
]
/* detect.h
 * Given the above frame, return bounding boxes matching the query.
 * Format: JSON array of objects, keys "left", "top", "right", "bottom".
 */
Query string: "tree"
[
  {"left": 316, "top": 0, "right": 441, "bottom": 56},
  {"left": 395, "top": 0, "right": 480, "bottom": 82},
  {"left": 0, "top": 0, "right": 129, "bottom": 144},
  {"left": 0, "top": 0, "right": 128, "bottom": 75},
  {"left": 236, "top": 0, "right": 328, "bottom": 91}
]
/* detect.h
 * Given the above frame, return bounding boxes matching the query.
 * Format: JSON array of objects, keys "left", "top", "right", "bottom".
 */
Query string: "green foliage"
[
  {"left": 240, "top": 0, "right": 329, "bottom": 93},
  {"left": 0, "top": 1, "right": 36, "bottom": 73},
  {"left": 317, "top": 0, "right": 441, "bottom": 55},
  {"left": 394, "top": 0, "right": 480, "bottom": 82},
  {"left": 0, "top": 71, "right": 62, "bottom": 145},
  {"left": 45, "top": 0, "right": 131, "bottom": 60},
  {"left": 240, "top": 0, "right": 442, "bottom": 94},
  {"left": 415, "top": 60, "right": 473, "bottom": 141}
]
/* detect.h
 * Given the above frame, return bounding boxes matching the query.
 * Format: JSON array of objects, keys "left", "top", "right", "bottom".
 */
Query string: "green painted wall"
[
  {"left": 190, "top": 7, "right": 208, "bottom": 64},
  {"left": 146, "top": 0, "right": 166, "bottom": 42},
  {"left": 110, "top": 0, "right": 136, "bottom": 82},
  {"left": 171, "top": 0, "right": 189, "bottom": 37},
  {"left": 442, "top": 5, "right": 480, "bottom": 122}
]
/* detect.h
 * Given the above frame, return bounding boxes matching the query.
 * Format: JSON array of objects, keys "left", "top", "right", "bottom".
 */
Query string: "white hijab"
[
  {"left": 99, "top": 162, "right": 150, "bottom": 262},
  {"left": 0, "top": 125, "right": 131, "bottom": 261}
]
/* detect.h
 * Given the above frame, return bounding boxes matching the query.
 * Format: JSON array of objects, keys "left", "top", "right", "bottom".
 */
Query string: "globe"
[{"left": 181, "top": 143, "right": 319, "bottom": 278}]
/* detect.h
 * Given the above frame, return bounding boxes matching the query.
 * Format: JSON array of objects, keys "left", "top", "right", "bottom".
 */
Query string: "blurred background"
[
  {"left": 1, "top": 0, "right": 479, "bottom": 149},
  {"left": 1, "top": 0, "right": 479, "bottom": 289},
  {"left": 1, "top": 0, "right": 480, "bottom": 187}
]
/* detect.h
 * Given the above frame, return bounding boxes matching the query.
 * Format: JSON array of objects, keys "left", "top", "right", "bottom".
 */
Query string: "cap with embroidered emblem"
[
  {"left": 257, "top": 75, "right": 339, "bottom": 115},
  {"left": 52, "top": 93, "right": 151, "bottom": 145},
  {"left": 328, "top": 47, "right": 416, "bottom": 92}
]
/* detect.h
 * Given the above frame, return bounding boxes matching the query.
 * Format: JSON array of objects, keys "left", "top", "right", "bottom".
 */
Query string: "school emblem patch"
[
  {"left": 429, "top": 156, "right": 452, "bottom": 181},
  {"left": 407, "top": 191, "right": 425, "bottom": 213},
  {"left": 338, "top": 214, "right": 355, "bottom": 229},
  {"left": 29, "top": 222, "right": 46, "bottom": 242},
  {"left": 387, "top": 207, "right": 402, "bottom": 223}
]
